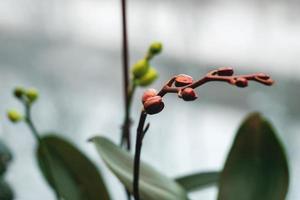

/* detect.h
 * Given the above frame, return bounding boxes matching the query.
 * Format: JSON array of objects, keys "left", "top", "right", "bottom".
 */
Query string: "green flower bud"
[
  {"left": 137, "top": 67, "right": 158, "bottom": 87},
  {"left": 13, "top": 86, "right": 25, "bottom": 99},
  {"left": 131, "top": 59, "right": 149, "bottom": 78},
  {"left": 149, "top": 42, "right": 163, "bottom": 55},
  {"left": 7, "top": 109, "right": 22, "bottom": 123},
  {"left": 25, "top": 88, "right": 39, "bottom": 103}
]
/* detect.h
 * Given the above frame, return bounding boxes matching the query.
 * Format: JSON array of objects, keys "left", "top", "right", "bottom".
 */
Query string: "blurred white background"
[{"left": 0, "top": 0, "right": 299, "bottom": 199}]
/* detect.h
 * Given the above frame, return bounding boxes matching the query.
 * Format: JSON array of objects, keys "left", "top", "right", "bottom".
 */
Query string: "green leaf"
[
  {"left": 175, "top": 171, "right": 220, "bottom": 192},
  {"left": 90, "top": 136, "right": 188, "bottom": 200},
  {"left": 37, "top": 134, "right": 111, "bottom": 200},
  {"left": 218, "top": 113, "right": 289, "bottom": 200},
  {"left": 0, "top": 180, "right": 14, "bottom": 200},
  {"left": 0, "top": 140, "right": 13, "bottom": 176}
]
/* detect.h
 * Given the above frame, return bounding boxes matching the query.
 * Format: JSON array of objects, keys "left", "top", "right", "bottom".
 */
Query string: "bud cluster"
[
  {"left": 131, "top": 42, "right": 163, "bottom": 87},
  {"left": 141, "top": 67, "right": 274, "bottom": 115},
  {"left": 13, "top": 86, "right": 39, "bottom": 103},
  {"left": 7, "top": 86, "right": 39, "bottom": 123}
]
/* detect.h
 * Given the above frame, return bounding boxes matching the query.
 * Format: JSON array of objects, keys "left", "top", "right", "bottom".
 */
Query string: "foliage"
[
  {"left": 37, "top": 135, "right": 110, "bottom": 200},
  {"left": 0, "top": 140, "right": 14, "bottom": 200}
]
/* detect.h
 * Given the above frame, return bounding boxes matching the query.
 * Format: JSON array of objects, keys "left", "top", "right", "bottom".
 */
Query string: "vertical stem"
[
  {"left": 121, "top": 82, "right": 136, "bottom": 148},
  {"left": 24, "top": 104, "right": 61, "bottom": 200},
  {"left": 121, "top": 0, "right": 131, "bottom": 151},
  {"left": 133, "top": 111, "right": 148, "bottom": 200},
  {"left": 120, "top": 0, "right": 133, "bottom": 199}
]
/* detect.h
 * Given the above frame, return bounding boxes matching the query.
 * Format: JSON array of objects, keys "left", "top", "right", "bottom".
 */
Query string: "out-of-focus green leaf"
[
  {"left": 218, "top": 113, "right": 289, "bottom": 200},
  {"left": 175, "top": 171, "right": 219, "bottom": 192},
  {"left": 90, "top": 136, "right": 188, "bottom": 200},
  {"left": 0, "top": 141, "right": 12, "bottom": 176},
  {"left": 0, "top": 180, "right": 14, "bottom": 200},
  {"left": 37, "top": 134, "right": 111, "bottom": 200}
]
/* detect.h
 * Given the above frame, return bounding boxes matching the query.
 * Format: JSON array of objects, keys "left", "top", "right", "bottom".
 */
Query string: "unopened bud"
[
  {"left": 142, "top": 89, "right": 158, "bottom": 103},
  {"left": 179, "top": 88, "right": 198, "bottom": 101},
  {"left": 256, "top": 73, "right": 270, "bottom": 80},
  {"left": 217, "top": 67, "right": 234, "bottom": 76},
  {"left": 149, "top": 42, "right": 163, "bottom": 55},
  {"left": 132, "top": 59, "right": 149, "bottom": 78},
  {"left": 13, "top": 86, "right": 25, "bottom": 99},
  {"left": 137, "top": 67, "right": 158, "bottom": 87},
  {"left": 7, "top": 109, "right": 22, "bottom": 123},
  {"left": 143, "top": 96, "right": 164, "bottom": 115},
  {"left": 25, "top": 88, "right": 39, "bottom": 103},
  {"left": 175, "top": 74, "right": 193, "bottom": 87},
  {"left": 235, "top": 77, "right": 248, "bottom": 88}
]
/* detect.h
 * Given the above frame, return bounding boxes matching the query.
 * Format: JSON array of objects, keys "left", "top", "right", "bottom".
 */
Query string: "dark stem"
[
  {"left": 24, "top": 103, "right": 61, "bottom": 200},
  {"left": 120, "top": 0, "right": 131, "bottom": 150},
  {"left": 133, "top": 111, "right": 148, "bottom": 200},
  {"left": 120, "top": 0, "right": 132, "bottom": 199},
  {"left": 121, "top": 83, "right": 136, "bottom": 148}
]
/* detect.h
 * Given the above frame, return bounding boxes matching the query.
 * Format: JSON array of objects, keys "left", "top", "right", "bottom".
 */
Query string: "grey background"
[{"left": 0, "top": 0, "right": 299, "bottom": 199}]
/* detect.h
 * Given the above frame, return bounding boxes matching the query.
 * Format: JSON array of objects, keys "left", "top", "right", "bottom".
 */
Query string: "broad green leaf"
[
  {"left": 175, "top": 171, "right": 219, "bottom": 192},
  {"left": 37, "top": 134, "right": 110, "bottom": 200},
  {"left": 218, "top": 113, "right": 289, "bottom": 200},
  {"left": 0, "top": 180, "right": 14, "bottom": 200},
  {"left": 90, "top": 136, "right": 188, "bottom": 200},
  {"left": 0, "top": 141, "right": 12, "bottom": 176}
]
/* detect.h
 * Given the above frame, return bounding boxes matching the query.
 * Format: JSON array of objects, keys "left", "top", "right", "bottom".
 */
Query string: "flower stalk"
[
  {"left": 7, "top": 87, "right": 62, "bottom": 200},
  {"left": 132, "top": 67, "right": 274, "bottom": 200}
]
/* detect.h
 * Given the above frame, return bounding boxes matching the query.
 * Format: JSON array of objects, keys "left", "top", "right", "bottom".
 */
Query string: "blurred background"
[{"left": 0, "top": 0, "right": 299, "bottom": 199}]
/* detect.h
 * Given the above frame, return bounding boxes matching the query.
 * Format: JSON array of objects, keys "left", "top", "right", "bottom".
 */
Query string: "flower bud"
[
  {"left": 13, "top": 86, "right": 25, "bottom": 99},
  {"left": 149, "top": 42, "right": 163, "bottom": 55},
  {"left": 143, "top": 96, "right": 164, "bottom": 115},
  {"left": 25, "top": 88, "right": 39, "bottom": 103},
  {"left": 179, "top": 88, "right": 198, "bottom": 101},
  {"left": 217, "top": 67, "right": 234, "bottom": 76},
  {"left": 132, "top": 59, "right": 150, "bottom": 78},
  {"left": 175, "top": 74, "right": 193, "bottom": 87},
  {"left": 7, "top": 109, "right": 22, "bottom": 123},
  {"left": 256, "top": 73, "right": 270, "bottom": 80},
  {"left": 235, "top": 77, "right": 248, "bottom": 87},
  {"left": 142, "top": 89, "right": 158, "bottom": 103},
  {"left": 137, "top": 67, "right": 158, "bottom": 87}
]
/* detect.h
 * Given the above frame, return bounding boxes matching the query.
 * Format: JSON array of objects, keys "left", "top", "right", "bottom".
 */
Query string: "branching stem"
[{"left": 133, "top": 68, "right": 274, "bottom": 200}]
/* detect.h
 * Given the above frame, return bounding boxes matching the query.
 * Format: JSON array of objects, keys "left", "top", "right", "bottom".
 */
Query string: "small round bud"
[
  {"left": 7, "top": 109, "right": 22, "bottom": 123},
  {"left": 149, "top": 42, "right": 163, "bottom": 55},
  {"left": 132, "top": 59, "right": 150, "bottom": 78},
  {"left": 25, "top": 88, "right": 39, "bottom": 103},
  {"left": 13, "top": 86, "right": 25, "bottom": 99},
  {"left": 142, "top": 89, "right": 158, "bottom": 103},
  {"left": 256, "top": 73, "right": 270, "bottom": 80},
  {"left": 217, "top": 67, "right": 234, "bottom": 76},
  {"left": 137, "top": 67, "right": 158, "bottom": 87},
  {"left": 179, "top": 88, "right": 198, "bottom": 101},
  {"left": 235, "top": 77, "right": 248, "bottom": 88},
  {"left": 175, "top": 74, "right": 193, "bottom": 87},
  {"left": 143, "top": 96, "right": 164, "bottom": 115}
]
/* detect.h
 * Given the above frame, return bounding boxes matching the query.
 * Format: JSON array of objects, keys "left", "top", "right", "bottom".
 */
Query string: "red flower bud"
[
  {"left": 217, "top": 67, "right": 234, "bottom": 76},
  {"left": 142, "top": 89, "right": 158, "bottom": 103},
  {"left": 175, "top": 74, "right": 193, "bottom": 87},
  {"left": 143, "top": 96, "right": 164, "bottom": 115},
  {"left": 179, "top": 88, "right": 198, "bottom": 101},
  {"left": 256, "top": 73, "right": 270, "bottom": 80},
  {"left": 235, "top": 77, "right": 248, "bottom": 87}
]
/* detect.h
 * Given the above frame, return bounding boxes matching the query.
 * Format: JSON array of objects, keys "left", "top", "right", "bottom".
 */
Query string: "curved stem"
[
  {"left": 133, "top": 111, "right": 148, "bottom": 200},
  {"left": 24, "top": 103, "right": 61, "bottom": 200}
]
